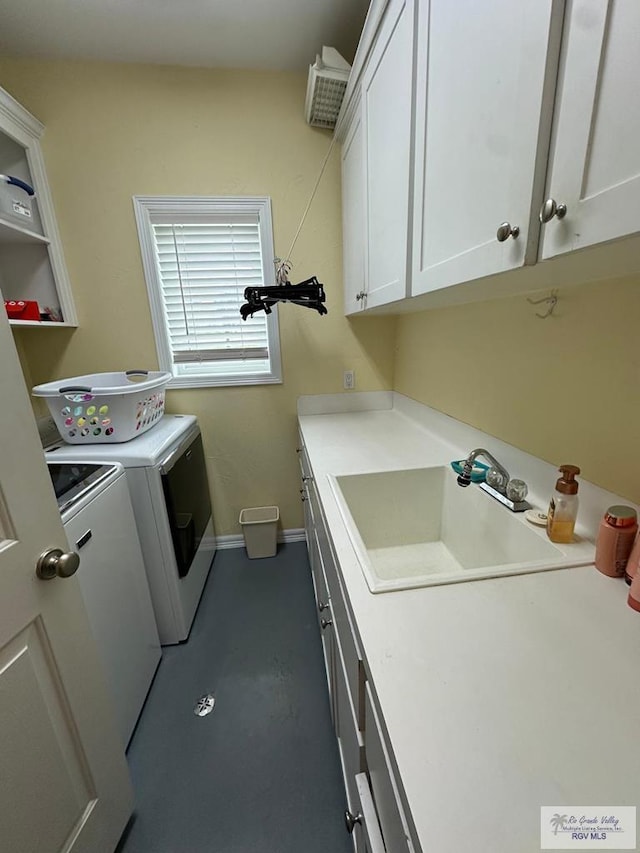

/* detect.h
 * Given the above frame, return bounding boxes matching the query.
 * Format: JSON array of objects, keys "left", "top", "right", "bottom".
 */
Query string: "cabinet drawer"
[
  {"left": 311, "top": 482, "right": 364, "bottom": 728},
  {"left": 365, "top": 683, "right": 414, "bottom": 853},
  {"left": 354, "top": 773, "right": 386, "bottom": 853},
  {"left": 335, "top": 628, "right": 365, "bottom": 813}
]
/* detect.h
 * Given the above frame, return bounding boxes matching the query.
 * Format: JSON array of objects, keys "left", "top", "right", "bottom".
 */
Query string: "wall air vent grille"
[{"left": 305, "top": 46, "right": 351, "bottom": 129}]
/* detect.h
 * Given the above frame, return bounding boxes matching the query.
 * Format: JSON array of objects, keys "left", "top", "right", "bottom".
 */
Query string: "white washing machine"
[
  {"left": 49, "top": 460, "right": 161, "bottom": 746},
  {"left": 42, "top": 415, "right": 217, "bottom": 645}
]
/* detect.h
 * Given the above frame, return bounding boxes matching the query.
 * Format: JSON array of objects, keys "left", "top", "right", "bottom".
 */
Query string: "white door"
[
  {"left": 540, "top": 0, "right": 640, "bottom": 259},
  {"left": 412, "top": 0, "right": 563, "bottom": 295},
  {"left": 362, "top": 0, "right": 413, "bottom": 309},
  {"left": 341, "top": 101, "right": 366, "bottom": 316},
  {"left": 0, "top": 314, "right": 133, "bottom": 853}
]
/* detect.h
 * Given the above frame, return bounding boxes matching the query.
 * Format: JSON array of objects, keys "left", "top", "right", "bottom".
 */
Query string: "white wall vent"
[{"left": 305, "top": 46, "right": 351, "bottom": 129}]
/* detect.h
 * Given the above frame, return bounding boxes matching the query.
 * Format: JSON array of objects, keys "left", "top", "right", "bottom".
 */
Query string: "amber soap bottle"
[{"left": 547, "top": 465, "right": 580, "bottom": 544}]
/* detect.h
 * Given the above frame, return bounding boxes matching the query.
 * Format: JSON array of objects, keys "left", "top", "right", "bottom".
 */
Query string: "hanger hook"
[{"left": 526, "top": 289, "right": 558, "bottom": 319}]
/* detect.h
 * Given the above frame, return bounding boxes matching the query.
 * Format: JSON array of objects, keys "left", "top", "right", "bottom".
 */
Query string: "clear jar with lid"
[{"left": 594, "top": 505, "right": 638, "bottom": 578}]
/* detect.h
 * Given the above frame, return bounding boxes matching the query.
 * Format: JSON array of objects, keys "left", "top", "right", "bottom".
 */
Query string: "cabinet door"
[
  {"left": 335, "top": 632, "right": 365, "bottom": 827},
  {"left": 342, "top": 101, "right": 366, "bottom": 316},
  {"left": 365, "top": 684, "right": 413, "bottom": 853},
  {"left": 361, "top": 0, "right": 413, "bottom": 309},
  {"left": 354, "top": 774, "right": 386, "bottom": 853},
  {"left": 412, "top": 0, "right": 562, "bottom": 295},
  {"left": 540, "top": 0, "right": 640, "bottom": 259}
]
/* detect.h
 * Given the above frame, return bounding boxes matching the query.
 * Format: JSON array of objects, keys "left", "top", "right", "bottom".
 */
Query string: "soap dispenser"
[{"left": 547, "top": 465, "right": 580, "bottom": 544}]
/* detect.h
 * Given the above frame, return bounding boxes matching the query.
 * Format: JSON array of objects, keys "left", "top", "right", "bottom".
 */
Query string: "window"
[{"left": 133, "top": 196, "right": 282, "bottom": 388}]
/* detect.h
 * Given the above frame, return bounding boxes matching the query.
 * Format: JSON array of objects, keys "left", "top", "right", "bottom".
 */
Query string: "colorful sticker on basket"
[
  {"left": 99, "top": 405, "right": 109, "bottom": 415},
  {"left": 93, "top": 428, "right": 101, "bottom": 436},
  {"left": 105, "top": 427, "right": 114, "bottom": 436},
  {"left": 90, "top": 417, "right": 99, "bottom": 425},
  {"left": 101, "top": 418, "right": 111, "bottom": 426},
  {"left": 61, "top": 406, "right": 71, "bottom": 416},
  {"left": 74, "top": 406, "right": 83, "bottom": 417},
  {"left": 65, "top": 417, "right": 73, "bottom": 426},
  {"left": 77, "top": 417, "right": 86, "bottom": 427},
  {"left": 65, "top": 393, "right": 94, "bottom": 403},
  {"left": 86, "top": 405, "right": 96, "bottom": 416},
  {"left": 68, "top": 429, "right": 77, "bottom": 438},
  {"left": 80, "top": 427, "right": 90, "bottom": 437}
]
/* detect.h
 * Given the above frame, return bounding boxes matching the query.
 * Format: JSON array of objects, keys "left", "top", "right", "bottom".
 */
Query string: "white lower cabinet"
[
  {"left": 298, "top": 433, "right": 418, "bottom": 853},
  {"left": 335, "top": 632, "right": 366, "bottom": 852},
  {"left": 365, "top": 684, "right": 415, "bottom": 853}
]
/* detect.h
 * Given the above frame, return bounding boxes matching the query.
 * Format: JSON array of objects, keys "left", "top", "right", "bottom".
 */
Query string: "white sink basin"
[{"left": 328, "top": 467, "right": 594, "bottom": 593}]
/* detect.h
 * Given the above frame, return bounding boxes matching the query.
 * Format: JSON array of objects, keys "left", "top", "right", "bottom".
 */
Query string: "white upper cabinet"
[
  {"left": 361, "top": 0, "right": 413, "bottom": 309},
  {"left": 0, "top": 87, "right": 76, "bottom": 327},
  {"left": 540, "top": 0, "right": 640, "bottom": 260},
  {"left": 341, "top": 101, "right": 366, "bottom": 315},
  {"left": 411, "top": 0, "right": 563, "bottom": 296}
]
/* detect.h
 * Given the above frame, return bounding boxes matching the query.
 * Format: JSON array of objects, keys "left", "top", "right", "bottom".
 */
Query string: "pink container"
[{"left": 594, "top": 505, "right": 637, "bottom": 578}]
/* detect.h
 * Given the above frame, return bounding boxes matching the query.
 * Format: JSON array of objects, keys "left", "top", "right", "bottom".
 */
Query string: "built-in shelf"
[
  {"left": 8, "top": 319, "right": 77, "bottom": 328},
  {"left": 0, "top": 86, "right": 77, "bottom": 327},
  {"left": 0, "top": 215, "right": 49, "bottom": 245}
]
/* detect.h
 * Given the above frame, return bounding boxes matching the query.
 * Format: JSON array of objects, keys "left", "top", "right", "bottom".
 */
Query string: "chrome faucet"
[{"left": 457, "top": 448, "right": 531, "bottom": 512}]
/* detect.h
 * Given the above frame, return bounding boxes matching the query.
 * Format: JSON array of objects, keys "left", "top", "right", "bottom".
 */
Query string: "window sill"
[{"left": 166, "top": 373, "right": 283, "bottom": 390}]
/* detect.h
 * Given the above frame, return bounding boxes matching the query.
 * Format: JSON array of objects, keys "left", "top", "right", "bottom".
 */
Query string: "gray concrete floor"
[{"left": 117, "top": 542, "right": 352, "bottom": 853}]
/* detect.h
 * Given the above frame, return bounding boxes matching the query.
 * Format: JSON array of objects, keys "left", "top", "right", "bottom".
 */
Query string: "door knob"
[
  {"left": 496, "top": 222, "right": 520, "bottom": 241},
  {"left": 539, "top": 198, "right": 567, "bottom": 223},
  {"left": 320, "top": 617, "right": 333, "bottom": 629},
  {"left": 36, "top": 548, "right": 80, "bottom": 580},
  {"left": 344, "top": 810, "right": 362, "bottom": 834}
]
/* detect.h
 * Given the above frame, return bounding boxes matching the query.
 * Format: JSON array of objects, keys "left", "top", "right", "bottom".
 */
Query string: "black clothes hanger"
[{"left": 240, "top": 276, "right": 328, "bottom": 320}]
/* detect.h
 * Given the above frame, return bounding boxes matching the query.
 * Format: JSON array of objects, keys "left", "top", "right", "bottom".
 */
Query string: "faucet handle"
[
  {"left": 486, "top": 466, "right": 509, "bottom": 493},
  {"left": 506, "top": 478, "right": 528, "bottom": 502}
]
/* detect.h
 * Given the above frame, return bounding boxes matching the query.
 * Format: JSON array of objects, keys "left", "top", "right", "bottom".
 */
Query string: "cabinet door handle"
[
  {"left": 539, "top": 198, "right": 567, "bottom": 223},
  {"left": 496, "top": 221, "right": 520, "bottom": 241},
  {"left": 302, "top": 475, "right": 313, "bottom": 483},
  {"left": 318, "top": 600, "right": 329, "bottom": 612},
  {"left": 344, "top": 810, "right": 362, "bottom": 834},
  {"left": 320, "top": 617, "right": 333, "bottom": 629},
  {"left": 355, "top": 291, "right": 366, "bottom": 301},
  {"left": 301, "top": 495, "right": 307, "bottom": 502}
]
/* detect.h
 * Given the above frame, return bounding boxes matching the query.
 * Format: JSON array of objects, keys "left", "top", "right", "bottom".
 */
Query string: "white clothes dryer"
[{"left": 43, "top": 415, "right": 216, "bottom": 645}]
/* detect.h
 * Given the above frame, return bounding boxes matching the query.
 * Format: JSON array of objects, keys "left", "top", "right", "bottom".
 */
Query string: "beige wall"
[
  {"left": 2, "top": 58, "right": 396, "bottom": 535},
  {"left": 394, "top": 276, "right": 640, "bottom": 504}
]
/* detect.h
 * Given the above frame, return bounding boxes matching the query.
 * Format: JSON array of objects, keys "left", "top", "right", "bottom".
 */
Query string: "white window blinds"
[{"left": 151, "top": 217, "right": 269, "bottom": 364}]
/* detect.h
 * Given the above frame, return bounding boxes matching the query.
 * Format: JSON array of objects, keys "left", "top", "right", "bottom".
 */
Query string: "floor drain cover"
[{"left": 194, "top": 693, "right": 215, "bottom": 717}]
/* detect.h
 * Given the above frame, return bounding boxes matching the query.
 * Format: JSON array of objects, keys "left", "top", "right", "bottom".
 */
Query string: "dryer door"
[{"left": 161, "top": 432, "right": 212, "bottom": 578}]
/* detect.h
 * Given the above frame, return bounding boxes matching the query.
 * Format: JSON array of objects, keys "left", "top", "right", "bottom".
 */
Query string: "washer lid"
[
  {"left": 44, "top": 414, "right": 198, "bottom": 467},
  {"left": 48, "top": 462, "right": 119, "bottom": 514}
]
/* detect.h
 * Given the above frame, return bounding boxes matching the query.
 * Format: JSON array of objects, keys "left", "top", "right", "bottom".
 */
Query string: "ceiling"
[{"left": 0, "top": 0, "right": 369, "bottom": 71}]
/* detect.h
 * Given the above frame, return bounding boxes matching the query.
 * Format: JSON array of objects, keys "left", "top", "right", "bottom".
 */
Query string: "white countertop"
[{"left": 299, "top": 396, "right": 640, "bottom": 853}]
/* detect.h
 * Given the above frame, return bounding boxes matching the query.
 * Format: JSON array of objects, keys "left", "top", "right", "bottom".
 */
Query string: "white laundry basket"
[
  {"left": 32, "top": 370, "right": 172, "bottom": 444},
  {"left": 239, "top": 506, "right": 280, "bottom": 559}
]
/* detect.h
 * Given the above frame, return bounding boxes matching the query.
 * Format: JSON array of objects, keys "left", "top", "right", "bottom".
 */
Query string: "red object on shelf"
[{"left": 4, "top": 300, "right": 40, "bottom": 321}]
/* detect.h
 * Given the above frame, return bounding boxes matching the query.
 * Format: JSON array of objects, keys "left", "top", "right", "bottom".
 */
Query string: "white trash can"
[{"left": 239, "top": 506, "right": 280, "bottom": 559}]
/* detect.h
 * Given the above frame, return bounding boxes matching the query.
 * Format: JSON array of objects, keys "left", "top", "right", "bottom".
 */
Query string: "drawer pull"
[
  {"left": 320, "top": 617, "right": 333, "bottom": 629},
  {"left": 539, "top": 197, "right": 567, "bottom": 223},
  {"left": 344, "top": 810, "right": 362, "bottom": 834},
  {"left": 318, "top": 600, "right": 329, "bottom": 612},
  {"left": 496, "top": 221, "right": 519, "bottom": 241}
]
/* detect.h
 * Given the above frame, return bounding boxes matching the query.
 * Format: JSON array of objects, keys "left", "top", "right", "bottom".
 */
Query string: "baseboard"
[{"left": 215, "top": 528, "right": 307, "bottom": 550}]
